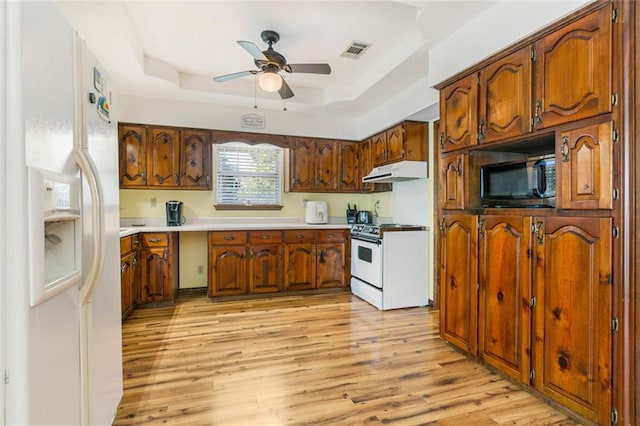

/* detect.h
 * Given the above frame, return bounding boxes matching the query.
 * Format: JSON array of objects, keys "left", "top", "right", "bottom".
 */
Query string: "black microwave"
[{"left": 480, "top": 154, "right": 556, "bottom": 208}]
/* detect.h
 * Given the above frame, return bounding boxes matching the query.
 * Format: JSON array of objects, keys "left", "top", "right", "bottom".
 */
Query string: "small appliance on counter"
[
  {"left": 305, "top": 200, "right": 328, "bottom": 224},
  {"left": 356, "top": 210, "right": 373, "bottom": 224},
  {"left": 346, "top": 203, "right": 357, "bottom": 224},
  {"left": 166, "top": 200, "right": 185, "bottom": 226}
]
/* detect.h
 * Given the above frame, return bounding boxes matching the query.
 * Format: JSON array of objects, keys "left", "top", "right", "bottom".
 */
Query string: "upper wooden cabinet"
[
  {"left": 289, "top": 137, "right": 366, "bottom": 193},
  {"left": 118, "top": 123, "right": 212, "bottom": 190},
  {"left": 372, "top": 121, "right": 427, "bottom": 167},
  {"left": 478, "top": 47, "right": 532, "bottom": 144},
  {"left": 440, "top": 74, "right": 478, "bottom": 153},
  {"left": 558, "top": 121, "right": 613, "bottom": 210},
  {"left": 438, "top": 3, "right": 612, "bottom": 148},
  {"left": 359, "top": 139, "right": 392, "bottom": 193},
  {"left": 533, "top": 5, "right": 612, "bottom": 130}
]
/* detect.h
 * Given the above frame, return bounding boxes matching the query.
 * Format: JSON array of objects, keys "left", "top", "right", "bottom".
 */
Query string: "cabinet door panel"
[
  {"left": 534, "top": 6, "right": 611, "bottom": 128},
  {"left": 371, "top": 132, "right": 387, "bottom": 167},
  {"left": 120, "top": 252, "right": 135, "bottom": 317},
  {"left": 209, "top": 246, "right": 247, "bottom": 296},
  {"left": 385, "top": 124, "right": 404, "bottom": 163},
  {"left": 478, "top": 216, "right": 531, "bottom": 383},
  {"left": 534, "top": 217, "right": 611, "bottom": 424},
  {"left": 289, "top": 138, "right": 315, "bottom": 191},
  {"left": 440, "top": 74, "right": 478, "bottom": 152},
  {"left": 181, "top": 129, "right": 211, "bottom": 189},
  {"left": 440, "top": 154, "right": 467, "bottom": 210},
  {"left": 284, "top": 243, "right": 316, "bottom": 290},
  {"left": 139, "top": 247, "right": 169, "bottom": 303},
  {"left": 559, "top": 122, "right": 612, "bottom": 209},
  {"left": 338, "top": 142, "right": 360, "bottom": 191},
  {"left": 316, "top": 243, "right": 346, "bottom": 288},
  {"left": 479, "top": 47, "right": 532, "bottom": 143},
  {"left": 119, "top": 125, "right": 147, "bottom": 187},
  {"left": 315, "top": 140, "right": 338, "bottom": 190},
  {"left": 439, "top": 215, "right": 478, "bottom": 355},
  {"left": 148, "top": 127, "right": 180, "bottom": 187},
  {"left": 249, "top": 244, "right": 282, "bottom": 293}
]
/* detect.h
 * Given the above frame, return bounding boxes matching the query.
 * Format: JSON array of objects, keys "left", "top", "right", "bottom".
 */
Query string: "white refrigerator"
[{"left": 3, "top": 1, "right": 123, "bottom": 424}]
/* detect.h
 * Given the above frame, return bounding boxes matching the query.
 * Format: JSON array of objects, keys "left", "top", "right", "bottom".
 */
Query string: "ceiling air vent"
[{"left": 341, "top": 41, "right": 371, "bottom": 59}]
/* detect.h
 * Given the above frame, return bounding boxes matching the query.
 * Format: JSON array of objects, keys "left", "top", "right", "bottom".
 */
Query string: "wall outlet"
[
  {"left": 197, "top": 265, "right": 204, "bottom": 275},
  {"left": 150, "top": 197, "right": 157, "bottom": 208}
]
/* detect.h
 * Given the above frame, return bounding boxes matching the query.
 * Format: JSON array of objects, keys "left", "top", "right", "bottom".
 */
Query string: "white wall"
[{"left": 428, "top": 0, "right": 590, "bottom": 87}]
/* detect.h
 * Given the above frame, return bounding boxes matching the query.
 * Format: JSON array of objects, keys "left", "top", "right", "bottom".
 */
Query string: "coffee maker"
[{"left": 166, "top": 200, "right": 185, "bottom": 226}]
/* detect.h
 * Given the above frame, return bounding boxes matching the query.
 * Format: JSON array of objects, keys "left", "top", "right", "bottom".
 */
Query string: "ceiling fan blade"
[
  {"left": 237, "top": 40, "right": 268, "bottom": 61},
  {"left": 213, "top": 70, "right": 256, "bottom": 82},
  {"left": 286, "top": 63, "right": 331, "bottom": 74},
  {"left": 278, "top": 79, "right": 294, "bottom": 99}
]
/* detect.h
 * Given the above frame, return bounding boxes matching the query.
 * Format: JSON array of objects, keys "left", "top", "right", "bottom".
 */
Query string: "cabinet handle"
[
  {"left": 455, "top": 157, "right": 462, "bottom": 176},
  {"left": 477, "top": 119, "right": 485, "bottom": 142},
  {"left": 478, "top": 219, "right": 485, "bottom": 240},
  {"left": 326, "top": 234, "right": 335, "bottom": 238},
  {"left": 223, "top": 236, "right": 235, "bottom": 241},
  {"left": 295, "top": 234, "right": 304, "bottom": 239},
  {"left": 439, "top": 132, "right": 445, "bottom": 150},
  {"left": 533, "top": 100, "right": 543, "bottom": 127},
  {"left": 533, "top": 221, "right": 544, "bottom": 246},
  {"left": 148, "top": 238, "right": 162, "bottom": 243},
  {"left": 561, "top": 136, "right": 570, "bottom": 162},
  {"left": 260, "top": 235, "right": 272, "bottom": 240},
  {"left": 120, "top": 264, "right": 127, "bottom": 275},
  {"left": 141, "top": 172, "right": 147, "bottom": 184},
  {"left": 175, "top": 174, "right": 180, "bottom": 185},
  {"left": 249, "top": 247, "right": 254, "bottom": 257},
  {"left": 439, "top": 218, "right": 446, "bottom": 236}
]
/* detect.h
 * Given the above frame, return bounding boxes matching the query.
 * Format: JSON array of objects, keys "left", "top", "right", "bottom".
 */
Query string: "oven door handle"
[{"left": 351, "top": 235, "right": 382, "bottom": 245}]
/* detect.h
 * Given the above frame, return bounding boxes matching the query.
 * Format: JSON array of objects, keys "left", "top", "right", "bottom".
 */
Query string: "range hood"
[{"left": 362, "top": 160, "right": 427, "bottom": 183}]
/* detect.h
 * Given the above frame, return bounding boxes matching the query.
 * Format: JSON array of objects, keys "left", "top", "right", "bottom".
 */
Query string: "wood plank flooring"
[{"left": 114, "top": 292, "right": 580, "bottom": 425}]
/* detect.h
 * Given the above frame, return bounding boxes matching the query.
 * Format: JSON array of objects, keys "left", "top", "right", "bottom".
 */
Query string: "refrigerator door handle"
[{"left": 75, "top": 145, "right": 105, "bottom": 305}]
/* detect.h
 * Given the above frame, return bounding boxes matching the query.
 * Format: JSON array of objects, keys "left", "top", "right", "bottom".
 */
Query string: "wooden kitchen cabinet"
[
  {"left": 284, "top": 231, "right": 316, "bottom": 291},
  {"left": 181, "top": 129, "right": 211, "bottom": 189},
  {"left": 478, "top": 47, "right": 532, "bottom": 144},
  {"left": 316, "top": 230, "right": 348, "bottom": 288},
  {"left": 289, "top": 137, "right": 316, "bottom": 191},
  {"left": 120, "top": 233, "right": 140, "bottom": 320},
  {"left": 533, "top": 5, "right": 612, "bottom": 130},
  {"left": 440, "top": 154, "right": 468, "bottom": 210},
  {"left": 532, "top": 216, "right": 612, "bottom": 424},
  {"left": 208, "top": 231, "right": 248, "bottom": 297},
  {"left": 147, "top": 127, "right": 180, "bottom": 187},
  {"left": 558, "top": 121, "right": 613, "bottom": 210},
  {"left": 478, "top": 216, "right": 532, "bottom": 383},
  {"left": 372, "top": 121, "right": 428, "bottom": 167},
  {"left": 139, "top": 232, "right": 178, "bottom": 304},
  {"left": 338, "top": 141, "right": 360, "bottom": 191},
  {"left": 314, "top": 139, "right": 338, "bottom": 191},
  {"left": 118, "top": 123, "right": 212, "bottom": 190},
  {"left": 248, "top": 231, "right": 283, "bottom": 294},
  {"left": 439, "top": 74, "right": 478, "bottom": 153},
  {"left": 119, "top": 125, "right": 148, "bottom": 187},
  {"left": 439, "top": 214, "right": 478, "bottom": 355}
]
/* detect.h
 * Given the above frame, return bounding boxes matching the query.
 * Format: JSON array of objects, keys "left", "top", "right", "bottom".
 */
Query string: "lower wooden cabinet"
[
  {"left": 210, "top": 229, "right": 349, "bottom": 297},
  {"left": 139, "top": 232, "right": 178, "bottom": 303},
  {"left": 439, "top": 214, "right": 612, "bottom": 423},
  {"left": 120, "top": 234, "right": 140, "bottom": 320}
]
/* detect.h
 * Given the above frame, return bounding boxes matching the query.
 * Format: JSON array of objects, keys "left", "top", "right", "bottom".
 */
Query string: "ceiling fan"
[{"left": 213, "top": 30, "right": 331, "bottom": 99}]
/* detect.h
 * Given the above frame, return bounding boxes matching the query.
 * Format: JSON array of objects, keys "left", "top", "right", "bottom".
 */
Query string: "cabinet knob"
[{"left": 560, "top": 136, "right": 570, "bottom": 162}]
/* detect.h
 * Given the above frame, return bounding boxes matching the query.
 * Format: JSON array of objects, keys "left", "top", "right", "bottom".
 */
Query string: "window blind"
[{"left": 216, "top": 144, "right": 282, "bottom": 206}]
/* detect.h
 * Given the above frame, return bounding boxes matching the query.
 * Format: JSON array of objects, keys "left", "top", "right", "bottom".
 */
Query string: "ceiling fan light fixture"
[{"left": 258, "top": 71, "right": 282, "bottom": 92}]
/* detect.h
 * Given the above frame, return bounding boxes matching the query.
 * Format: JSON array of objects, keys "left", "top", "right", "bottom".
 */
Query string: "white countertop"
[{"left": 119, "top": 216, "right": 354, "bottom": 238}]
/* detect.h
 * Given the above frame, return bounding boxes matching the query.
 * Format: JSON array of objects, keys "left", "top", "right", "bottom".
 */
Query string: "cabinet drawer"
[
  {"left": 209, "top": 231, "right": 247, "bottom": 245},
  {"left": 120, "top": 236, "right": 132, "bottom": 254},
  {"left": 284, "top": 230, "right": 316, "bottom": 244},
  {"left": 249, "top": 230, "right": 283, "bottom": 244},
  {"left": 141, "top": 232, "right": 170, "bottom": 247},
  {"left": 317, "top": 230, "right": 346, "bottom": 243}
]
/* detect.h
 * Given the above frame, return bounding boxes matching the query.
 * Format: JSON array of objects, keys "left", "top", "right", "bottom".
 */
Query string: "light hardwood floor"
[{"left": 114, "top": 292, "right": 580, "bottom": 425}]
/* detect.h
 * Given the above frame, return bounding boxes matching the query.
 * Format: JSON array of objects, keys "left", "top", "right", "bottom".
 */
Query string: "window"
[{"left": 215, "top": 143, "right": 283, "bottom": 209}]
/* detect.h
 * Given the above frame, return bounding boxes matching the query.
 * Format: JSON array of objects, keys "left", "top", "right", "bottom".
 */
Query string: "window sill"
[{"left": 214, "top": 204, "right": 284, "bottom": 211}]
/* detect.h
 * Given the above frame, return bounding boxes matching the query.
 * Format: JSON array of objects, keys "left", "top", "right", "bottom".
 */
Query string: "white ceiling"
[{"left": 56, "top": 1, "right": 497, "bottom": 119}]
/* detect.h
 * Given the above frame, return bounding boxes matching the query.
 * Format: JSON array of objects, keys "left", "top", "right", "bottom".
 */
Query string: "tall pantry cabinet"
[{"left": 435, "top": 1, "right": 635, "bottom": 424}]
